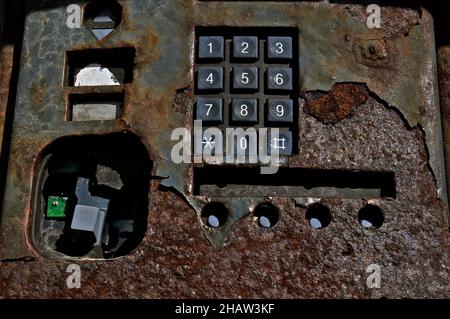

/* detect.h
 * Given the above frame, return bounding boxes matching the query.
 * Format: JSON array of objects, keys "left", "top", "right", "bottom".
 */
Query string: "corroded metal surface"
[
  {"left": 0, "top": 0, "right": 448, "bottom": 298},
  {"left": 304, "top": 83, "right": 369, "bottom": 124},
  {"left": 0, "top": 0, "right": 12, "bottom": 156}
]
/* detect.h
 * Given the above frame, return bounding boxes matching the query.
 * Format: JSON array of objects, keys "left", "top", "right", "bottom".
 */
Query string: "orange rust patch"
[{"left": 305, "top": 83, "right": 369, "bottom": 124}]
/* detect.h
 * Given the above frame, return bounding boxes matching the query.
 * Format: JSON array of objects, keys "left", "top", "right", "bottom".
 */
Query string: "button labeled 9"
[{"left": 267, "top": 99, "right": 294, "bottom": 124}]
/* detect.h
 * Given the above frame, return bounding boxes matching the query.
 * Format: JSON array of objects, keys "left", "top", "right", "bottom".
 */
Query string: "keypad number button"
[
  {"left": 267, "top": 37, "right": 293, "bottom": 60},
  {"left": 196, "top": 98, "right": 223, "bottom": 123},
  {"left": 267, "top": 68, "right": 293, "bottom": 91},
  {"left": 233, "top": 67, "right": 258, "bottom": 91},
  {"left": 197, "top": 67, "right": 224, "bottom": 91},
  {"left": 233, "top": 36, "right": 259, "bottom": 59},
  {"left": 267, "top": 99, "right": 294, "bottom": 124},
  {"left": 198, "top": 36, "right": 225, "bottom": 60},
  {"left": 231, "top": 99, "right": 258, "bottom": 124}
]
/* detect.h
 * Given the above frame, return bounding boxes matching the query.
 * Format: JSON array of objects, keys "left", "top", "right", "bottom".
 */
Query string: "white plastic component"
[{"left": 70, "top": 204, "right": 107, "bottom": 246}]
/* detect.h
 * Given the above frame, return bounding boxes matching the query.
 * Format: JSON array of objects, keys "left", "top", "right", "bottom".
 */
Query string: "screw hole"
[
  {"left": 358, "top": 205, "right": 384, "bottom": 229},
  {"left": 254, "top": 203, "right": 279, "bottom": 228},
  {"left": 305, "top": 203, "right": 332, "bottom": 229},
  {"left": 201, "top": 202, "right": 228, "bottom": 228}
]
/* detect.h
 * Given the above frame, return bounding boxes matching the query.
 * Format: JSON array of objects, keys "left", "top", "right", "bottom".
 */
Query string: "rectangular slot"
[
  {"left": 194, "top": 167, "right": 396, "bottom": 199},
  {"left": 66, "top": 47, "right": 135, "bottom": 87},
  {"left": 68, "top": 93, "right": 124, "bottom": 122}
]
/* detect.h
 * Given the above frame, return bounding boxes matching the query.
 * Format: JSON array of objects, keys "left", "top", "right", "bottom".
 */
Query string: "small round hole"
[
  {"left": 254, "top": 203, "right": 279, "bottom": 228},
  {"left": 201, "top": 202, "right": 228, "bottom": 228},
  {"left": 358, "top": 205, "right": 384, "bottom": 229},
  {"left": 305, "top": 203, "right": 332, "bottom": 229}
]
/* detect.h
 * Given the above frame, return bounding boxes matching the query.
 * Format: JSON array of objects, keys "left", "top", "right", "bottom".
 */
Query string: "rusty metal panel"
[
  {"left": 0, "top": 0, "right": 448, "bottom": 298},
  {"left": 0, "top": 0, "right": 10, "bottom": 154}
]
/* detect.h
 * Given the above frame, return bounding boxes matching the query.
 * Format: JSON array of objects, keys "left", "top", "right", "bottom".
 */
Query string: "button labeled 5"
[{"left": 233, "top": 67, "right": 258, "bottom": 91}]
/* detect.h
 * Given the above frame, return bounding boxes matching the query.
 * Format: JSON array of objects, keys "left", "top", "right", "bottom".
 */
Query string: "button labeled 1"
[
  {"left": 231, "top": 99, "right": 258, "bottom": 123},
  {"left": 198, "top": 36, "right": 224, "bottom": 60},
  {"left": 196, "top": 98, "right": 223, "bottom": 123},
  {"left": 267, "top": 68, "right": 293, "bottom": 91},
  {"left": 233, "top": 36, "right": 258, "bottom": 59},
  {"left": 267, "top": 37, "right": 293, "bottom": 60},
  {"left": 197, "top": 67, "right": 224, "bottom": 91}
]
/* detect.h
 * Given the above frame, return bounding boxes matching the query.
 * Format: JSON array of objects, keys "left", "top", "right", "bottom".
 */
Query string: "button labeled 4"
[{"left": 197, "top": 67, "right": 224, "bottom": 91}]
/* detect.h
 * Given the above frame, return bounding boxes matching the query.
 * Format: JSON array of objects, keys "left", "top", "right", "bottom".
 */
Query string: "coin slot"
[{"left": 193, "top": 167, "right": 396, "bottom": 199}]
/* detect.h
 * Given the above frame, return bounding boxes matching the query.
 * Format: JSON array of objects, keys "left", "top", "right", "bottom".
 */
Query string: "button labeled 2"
[{"left": 233, "top": 36, "right": 258, "bottom": 59}]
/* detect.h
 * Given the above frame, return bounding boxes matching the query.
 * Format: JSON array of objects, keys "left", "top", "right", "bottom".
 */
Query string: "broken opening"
[
  {"left": 201, "top": 202, "right": 228, "bottom": 228},
  {"left": 84, "top": 0, "right": 123, "bottom": 40},
  {"left": 254, "top": 203, "right": 279, "bottom": 228},
  {"left": 305, "top": 203, "right": 332, "bottom": 229},
  {"left": 193, "top": 167, "right": 396, "bottom": 199},
  {"left": 358, "top": 205, "right": 384, "bottom": 229},
  {"left": 66, "top": 48, "right": 135, "bottom": 87},
  {"left": 67, "top": 92, "right": 124, "bottom": 121},
  {"left": 32, "top": 132, "right": 152, "bottom": 259}
]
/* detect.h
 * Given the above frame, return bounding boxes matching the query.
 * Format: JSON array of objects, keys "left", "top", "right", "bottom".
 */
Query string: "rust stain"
[
  {"left": 343, "top": 5, "right": 421, "bottom": 39},
  {"left": 30, "top": 82, "right": 45, "bottom": 109},
  {"left": 171, "top": 87, "right": 193, "bottom": 115},
  {"left": 354, "top": 38, "right": 389, "bottom": 68},
  {"left": 0, "top": 43, "right": 13, "bottom": 145},
  {"left": 304, "top": 83, "right": 369, "bottom": 124},
  {"left": 133, "top": 27, "right": 160, "bottom": 67}
]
